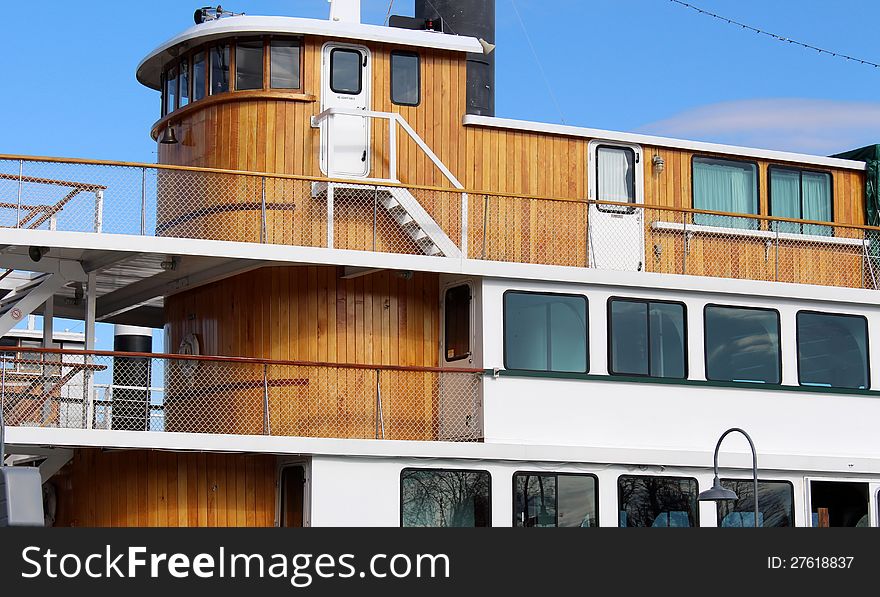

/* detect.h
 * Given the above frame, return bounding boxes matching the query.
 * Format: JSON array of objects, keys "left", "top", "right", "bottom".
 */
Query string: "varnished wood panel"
[{"left": 51, "top": 449, "right": 276, "bottom": 527}]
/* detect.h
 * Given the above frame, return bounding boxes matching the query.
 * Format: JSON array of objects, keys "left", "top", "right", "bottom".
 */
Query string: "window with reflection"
[
  {"left": 391, "top": 51, "right": 420, "bottom": 106},
  {"left": 504, "top": 291, "right": 588, "bottom": 373},
  {"left": 236, "top": 40, "right": 264, "bottom": 91},
  {"left": 770, "top": 167, "right": 832, "bottom": 236},
  {"left": 270, "top": 40, "right": 302, "bottom": 89},
  {"left": 400, "top": 469, "right": 490, "bottom": 527},
  {"left": 618, "top": 475, "right": 698, "bottom": 527},
  {"left": 797, "top": 311, "right": 869, "bottom": 389},
  {"left": 164, "top": 65, "right": 178, "bottom": 115},
  {"left": 717, "top": 480, "right": 794, "bottom": 527},
  {"left": 192, "top": 52, "right": 206, "bottom": 101},
  {"left": 514, "top": 472, "right": 598, "bottom": 527},
  {"left": 330, "top": 48, "right": 363, "bottom": 95},
  {"left": 693, "top": 157, "right": 759, "bottom": 229},
  {"left": 178, "top": 58, "right": 190, "bottom": 108},
  {"left": 444, "top": 284, "right": 471, "bottom": 362},
  {"left": 596, "top": 145, "right": 636, "bottom": 214},
  {"left": 210, "top": 44, "right": 230, "bottom": 95},
  {"left": 704, "top": 305, "right": 780, "bottom": 384},
  {"left": 609, "top": 299, "right": 686, "bottom": 378}
]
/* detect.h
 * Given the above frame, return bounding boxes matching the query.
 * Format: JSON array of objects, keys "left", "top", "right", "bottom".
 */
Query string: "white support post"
[
  {"left": 42, "top": 295, "right": 53, "bottom": 349},
  {"left": 389, "top": 117, "right": 397, "bottom": 181},
  {"left": 94, "top": 190, "right": 104, "bottom": 233},
  {"left": 84, "top": 271, "right": 96, "bottom": 430}
]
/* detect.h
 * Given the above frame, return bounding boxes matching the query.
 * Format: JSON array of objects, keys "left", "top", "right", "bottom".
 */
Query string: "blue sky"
[
  {"left": 2, "top": 0, "right": 879, "bottom": 161},
  {"left": 3, "top": 0, "right": 879, "bottom": 346}
]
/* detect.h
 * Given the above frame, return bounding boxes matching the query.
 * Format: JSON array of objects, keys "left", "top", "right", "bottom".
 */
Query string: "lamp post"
[{"left": 698, "top": 427, "right": 760, "bottom": 528}]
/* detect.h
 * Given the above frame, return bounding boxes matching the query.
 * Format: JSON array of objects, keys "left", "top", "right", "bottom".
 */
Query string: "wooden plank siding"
[{"left": 52, "top": 449, "right": 276, "bottom": 527}]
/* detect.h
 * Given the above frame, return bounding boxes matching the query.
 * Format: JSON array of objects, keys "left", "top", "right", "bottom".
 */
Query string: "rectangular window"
[
  {"left": 330, "top": 48, "right": 363, "bottom": 95},
  {"left": 717, "top": 480, "right": 794, "bottom": 527},
  {"left": 704, "top": 305, "right": 781, "bottom": 384},
  {"left": 444, "top": 284, "right": 471, "bottom": 362},
  {"left": 514, "top": 472, "right": 598, "bottom": 527},
  {"left": 609, "top": 298, "right": 686, "bottom": 378},
  {"left": 596, "top": 145, "right": 636, "bottom": 213},
  {"left": 160, "top": 72, "right": 166, "bottom": 117},
  {"left": 270, "top": 40, "right": 301, "bottom": 89},
  {"left": 391, "top": 51, "right": 420, "bottom": 106},
  {"left": 279, "top": 465, "right": 305, "bottom": 528},
  {"left": 504, "top": 291, "right": 588, "bottom": 373},
  {"left": 797, "top": 311, "right": 869, "bottom": 389},
  {"left": 236, "top": 40, "right": 264, "bottom": 91},
  {"left": 770, "top": 166, "right": 832, "bottom": 236},
  {"left": 164, "top": 65, "right": 178, "bottom": 114},
  {"left": 618, "top": 475, "right": 698, "bottom": 527},
  {"left": 400, "top": 469, "right": 491, "bottom": 527},
  {"left": 693, "top": 157, "right": 759, "bottom": 229},
  {"left": 192, "top": 52, "right": 206, "bottom": 101},
  {"left": 178, "top": 58, "right": 190, "bottom": 108},
  {"left": 209, "top": 44, "right": 230, "bottom": 95}
]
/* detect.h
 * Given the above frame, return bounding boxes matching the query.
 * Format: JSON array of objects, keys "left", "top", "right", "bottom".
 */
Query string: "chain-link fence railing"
[{"left": 0, "top": 349, "right": 483, "bottom": 442}]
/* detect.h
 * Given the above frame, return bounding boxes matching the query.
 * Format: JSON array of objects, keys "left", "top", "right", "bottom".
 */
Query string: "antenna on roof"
[{"left": 194, "top": 5, "right": 244, "bottom": 25}]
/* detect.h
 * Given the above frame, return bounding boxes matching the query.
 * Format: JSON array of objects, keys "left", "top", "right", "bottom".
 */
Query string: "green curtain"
[
  {"left": 693, "top": 159, "right": 757, "bottom": 229},
  {"left": 770, "top": 169, "right": 801, "bottom": 234},
  {"left": 802, "top": 172, "right": 832, "bottom": 236}
]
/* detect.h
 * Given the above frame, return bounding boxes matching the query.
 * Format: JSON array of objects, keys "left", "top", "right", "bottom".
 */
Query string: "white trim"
[
  {"left": 463, "top": 115, "right": 867, "bottom": 172},
  {"left": 138, "top": 15, "right": 482, "bottom": 89},
  {"left": 651, "top": 221, "right": 869, "bottom": 248},
  {"left": 2, "top": 228, "right": 879, "bottom": 308},
  {"left": 5, "top": 426, "right": 880, "bottom": 476}
]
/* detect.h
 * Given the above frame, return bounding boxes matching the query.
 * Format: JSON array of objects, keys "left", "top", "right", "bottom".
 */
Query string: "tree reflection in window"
[
  {"left": 618, "top": 475, "right": 698, "bottom": 527},
  {"left": 401, "top": 469, "right": 490, "bottom": 527},
  {"left": 514, "top": 472, "right": 598, "bottom": 527},
  {"left": 717, "top": 479, "right": 794, "bottom": 527}
]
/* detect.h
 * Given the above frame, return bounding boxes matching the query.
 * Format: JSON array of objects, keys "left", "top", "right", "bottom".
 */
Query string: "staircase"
[
  {"left": 312, "top": 182, "right": 462, "bottom": 258},
  {"left": 0, "top": 272, "right": 66, "bottom": 337}
]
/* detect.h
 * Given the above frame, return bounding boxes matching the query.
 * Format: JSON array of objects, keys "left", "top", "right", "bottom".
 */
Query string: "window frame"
[
  {"left": 795, "top": 309, "right": 870, "bottom": 390},
  {"left": 717, "top": 478, "right": 795, "bottom": 527},
  {"left": 595, "top": 144, "right": 637, "bottom": 214},
  {"left": 606, "top": 296, "right": 688, "bottom": 379},
  {"left": 502, "top": 289, "right": 590, "bottom": 374},
  {"left": 703, "top": 303, "right": 782, "bottom": 385},
  {"left": 390, "top": 50, "right": 421, "bottom": 107},
  {"left": 512, "top": 470, "right": 599, "bottom": 528},
  {"left": 329, "top": 47, "right": 364, "bottom": 95},
  {"left": 278, "top": 463, "right": 306, "bottom": 528},
  {"left": 768, "top": 164, "right": 834, "bottom": 233},
  {"left": 443, "top": 283, "right": 472, "bottom": 363},
  {"left": 233, "top": 38, "right": 265, "bottom": 92},
  {"left": 269, "top": 37, "right": 304, "bottom": 91},
  {"left": 691, "top": 155, "right": 761, "bottom": 226},
  {"left": 617, "top": 474, "right": 700, "bottom": 528},
  {"left": 399, "top": 467, "right": 492, "bottom": 528}
]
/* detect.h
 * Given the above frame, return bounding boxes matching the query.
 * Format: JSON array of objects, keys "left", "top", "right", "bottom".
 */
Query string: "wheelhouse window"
[
  {"left": 178, "top": 58, "right": 190, "bottom": 108},
  {"left": 400, "top": 469, "right": 491, "bottom": 527},
  {"left": 504, "top": 291, "right": 588, "bottom": 373},
  {"left": 596, "top": 145, "right": 636, "bottom": 213},
  {"left": 210, "top": 44, "right": 230, "bottom": 95},
  {"left": 164, "top": 65, "right": 178, "bottom": 115},
  {"left": 693, "top": 157, "right": 759, "bottom": 229},
  {"left": 391, "top": 51, "right": 420, "bottom": 106},
  {"left": 704, "top": 305, "right": 781, "bottom": 384},
  {"left": 330, "top": 48, "right": 363, "bottom": 95},
  {"left": 770, "top": 166, "right": 832, "bottom": 236},
  {"left": 235, "top": 40, "right": 264, "bottom": 91},
  {"left": 797, "top": 311, "right": 869, "bottom": 389},
  {"left": 444, "top": 284, "right": 471, "bottom": 362},
  {"left": 192, "top": 52, "right": 206, "bottom": 101},
  {"left": 618, "top": 475, "right": 698, "bottom": 527},
  {"left": 717, "top": 480, "right": 794, "bottom": 527},
  {"left": 609, "top": 298, "right": 686, "bottom": 378},
  {"left": 514, "top": 472, "right": 598, "bottom": 527},
  {"left": 270, "top": 40, "right": 302, "bottom": 89}
]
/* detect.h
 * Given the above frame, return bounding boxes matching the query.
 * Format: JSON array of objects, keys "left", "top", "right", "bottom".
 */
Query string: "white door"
[
  {"left": 588, "top": 141, "right": 645, "bottom": 271},
  {"left": 321, "top": 43, "right": 371, "bottom": 178}
]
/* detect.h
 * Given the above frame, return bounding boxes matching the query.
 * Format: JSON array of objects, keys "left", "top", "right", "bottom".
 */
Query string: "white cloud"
[{"left": 638, "top": 99, "right": 880, "bottom": 155}]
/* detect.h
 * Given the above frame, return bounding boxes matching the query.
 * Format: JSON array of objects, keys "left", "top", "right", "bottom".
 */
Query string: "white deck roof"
[{"left": 137, "top": 15, "right": 483, "bottom": 90}]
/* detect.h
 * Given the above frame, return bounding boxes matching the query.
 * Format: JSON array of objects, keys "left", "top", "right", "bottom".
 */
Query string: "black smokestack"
[{"left": 415, "top": 0, "right": 495, "bottom": 117}]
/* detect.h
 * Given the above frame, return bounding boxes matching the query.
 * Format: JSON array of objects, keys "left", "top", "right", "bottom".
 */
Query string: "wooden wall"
[{"left": 52, "top": 449, "right": 276, "bottom": 527}]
